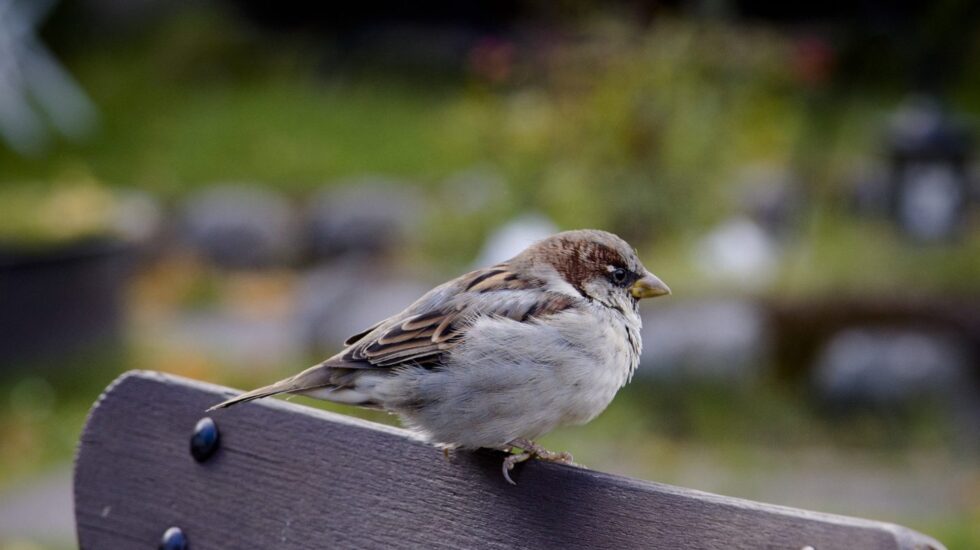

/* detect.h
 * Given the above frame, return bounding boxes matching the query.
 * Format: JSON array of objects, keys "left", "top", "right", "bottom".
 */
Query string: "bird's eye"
[{"left": 610, "top": 267, "right": 628, "bottom": 285}]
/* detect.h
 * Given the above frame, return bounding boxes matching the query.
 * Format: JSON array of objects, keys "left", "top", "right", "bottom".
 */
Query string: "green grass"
[
  {"left": 0, "top": 12, "right": 481, "bottom": 196},
  {"left": 0, "top": 74, "right": 480, "bottom": 195}
]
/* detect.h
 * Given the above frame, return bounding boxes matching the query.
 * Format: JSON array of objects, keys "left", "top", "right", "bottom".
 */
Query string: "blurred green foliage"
[
  {"left": 0, "top": 351, "right": 127, "bottom": 490},
  {"left": 1, "top": 9, "right": 478, "bottom": 194},
  {"left": 1, "top": 9, "right": 977, "bottom": 285},
  {"left": 0, "top": 181, "right": 121, "bottom": 246}
]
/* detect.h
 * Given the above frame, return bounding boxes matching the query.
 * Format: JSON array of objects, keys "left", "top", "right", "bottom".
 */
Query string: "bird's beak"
[{"left": 630, "top": 272, "right": 671, "bottom": 299}]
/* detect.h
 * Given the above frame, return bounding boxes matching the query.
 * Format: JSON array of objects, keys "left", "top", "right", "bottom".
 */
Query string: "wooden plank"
[{"left": 74, "top": 371, "right": 945, "bottom": 550}]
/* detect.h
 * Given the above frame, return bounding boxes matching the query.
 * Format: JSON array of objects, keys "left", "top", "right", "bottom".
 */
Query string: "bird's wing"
[
  {"left": 343, "top": 321, "right": 384, "bottom": 346},
  {"left": 208, "top": 264, "right": 577, "bottom": 410},
  {"left": 321, "top": 264, "right": 576, "bottom": 369}
]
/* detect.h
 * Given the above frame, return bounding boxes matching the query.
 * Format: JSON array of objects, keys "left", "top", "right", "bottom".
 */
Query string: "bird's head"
[{"left": 517, "top": 229, "right": 670, "bottom": 311}]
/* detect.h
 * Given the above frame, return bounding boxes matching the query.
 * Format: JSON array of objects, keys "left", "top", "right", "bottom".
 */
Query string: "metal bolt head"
[
  {"left": 160, "top": 526, "right": 188, "bottom": 550},
  {"left": 190, "top": 417, "right": 220, "bottom": 462}
]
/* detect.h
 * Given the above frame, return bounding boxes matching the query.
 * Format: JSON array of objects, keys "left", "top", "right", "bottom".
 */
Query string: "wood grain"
[{"left": 73, "top": 371, "right": 945, "bottom": 549}]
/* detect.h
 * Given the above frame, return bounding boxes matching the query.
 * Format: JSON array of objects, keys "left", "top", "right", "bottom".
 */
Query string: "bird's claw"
[
  {"left": 501, "top": 451, "right": 532, "bottom": 485},
  {"left": 500, "top": 439, "right": 574, "bottom": 485}
]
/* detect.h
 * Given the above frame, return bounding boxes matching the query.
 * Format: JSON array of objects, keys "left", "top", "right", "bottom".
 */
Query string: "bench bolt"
[
  {"left": 159, "top": 526, "right": 188, "bottom": 550},
  {"left": 190, "top": 417, "right": 220, "bottom": 462}
]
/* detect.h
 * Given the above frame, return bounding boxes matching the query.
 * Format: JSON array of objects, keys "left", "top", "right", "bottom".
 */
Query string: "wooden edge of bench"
[{"left": 72, "top": 370, "right": 947, "bottom": 550}]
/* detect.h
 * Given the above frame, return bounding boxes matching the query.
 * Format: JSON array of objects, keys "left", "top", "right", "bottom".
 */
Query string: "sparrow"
[{"left": 209, "top": 229, "right": 670, "bottom": 484}]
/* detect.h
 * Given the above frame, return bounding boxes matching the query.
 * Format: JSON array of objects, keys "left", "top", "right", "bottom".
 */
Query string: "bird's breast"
[{"left": 544, "top": 307, "right": 640, "bottom": 425}]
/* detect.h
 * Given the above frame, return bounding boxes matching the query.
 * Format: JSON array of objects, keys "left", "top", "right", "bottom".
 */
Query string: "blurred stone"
[
  {"left": 813, "top": 328, "right": 970, "bottom": 406},
  {"left": 639, "top": 299, "right": 770, "bottom": 381},
  {"left": 306, "top": 179, "right": 423, "bottom": 260},
  {"left": 888, "top": 97, "right": 970, "bottom": 157},
  {"left": 180, "top": 185, "right": 298, "bottom": 269},
  {"left": 895, "top": 163, "right": 965, "bottom": 242},
  {"left": 295, "top": 259, "right": 431, "bottom": 352},
  {"left": 887, "top": 96, "right": 972, "bottom": 243},
  {"left": 473, "top": 213, "right": 558, "bottom": 267},
  {"left": 693, "top": 217, "right": 779, "bottom": 290}
]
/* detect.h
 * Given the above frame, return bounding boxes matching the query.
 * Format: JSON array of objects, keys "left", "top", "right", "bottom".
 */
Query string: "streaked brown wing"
[
  {"left": 321, "top": 265, "right": 574, "bottom": 369},
  {"left": 343, "top": 321, "right": 383, "bottom": 346}
]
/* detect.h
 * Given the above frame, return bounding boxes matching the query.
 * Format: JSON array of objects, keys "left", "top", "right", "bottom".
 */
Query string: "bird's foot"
[
  {"left": 500, "top": 438, "right": 574, "bottom": 485},
  {"left": 501, "top": 450, "right": 533, "bottom": 485}
]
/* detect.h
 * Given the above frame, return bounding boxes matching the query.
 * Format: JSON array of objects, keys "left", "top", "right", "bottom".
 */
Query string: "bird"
[{"left": 209, "top": 229, "right": 670, "bottom": 484}]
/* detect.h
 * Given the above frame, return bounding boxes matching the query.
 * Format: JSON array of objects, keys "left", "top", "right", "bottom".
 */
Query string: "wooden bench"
[{"left": 73, "top": 371, "right": 945, "bottom": 549}]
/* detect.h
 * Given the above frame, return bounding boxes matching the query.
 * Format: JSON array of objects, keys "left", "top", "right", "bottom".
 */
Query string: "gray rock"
[
  {"left": 181, "top": 185, "right": 298, "bottom": 269},
  {"left": 639, "top": 299, "right": 770, "bottom": 381},
  {"left": 813, "top": 328, "right": 970, "bottom": 405},
  {"left": 693, "top": 217, "right": 779, "bottom": 290},
  {"left": 887, "top": 96, "right": 972, "bottom": 243},
  {"left": 306, "top": 179, "right": 423, "bottom": 260},
  {"left": 895, "top": 163, "right": 966, "bottom": 242}
]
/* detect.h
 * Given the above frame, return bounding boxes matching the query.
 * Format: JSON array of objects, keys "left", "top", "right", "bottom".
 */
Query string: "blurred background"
[{"left": 1, "top": 0, "right": 979, "bottom": 547}]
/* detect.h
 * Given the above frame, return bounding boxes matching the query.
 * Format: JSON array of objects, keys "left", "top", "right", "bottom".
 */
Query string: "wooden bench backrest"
[{"left": 73, "top": 371, "right": 944, "bottom": 549}]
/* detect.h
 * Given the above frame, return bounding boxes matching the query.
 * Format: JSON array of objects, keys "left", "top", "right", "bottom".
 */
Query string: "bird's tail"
[
  {"left": 206, "top": 365, "right": 332, "bottom": 411},
  {"left": 207, "top": 383, "right": 293, "bottom": 411}
]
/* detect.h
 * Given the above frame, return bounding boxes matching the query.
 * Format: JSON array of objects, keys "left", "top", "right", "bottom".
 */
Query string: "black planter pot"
[{"left": 0, "top": 238, "right": 133, "bottom": 367}]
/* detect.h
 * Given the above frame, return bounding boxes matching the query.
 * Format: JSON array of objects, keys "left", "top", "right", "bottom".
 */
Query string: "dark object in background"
[
  {"left": 180, "top": 185, "right": 299, "bottom": 269},
  {"left": 887, "top": 97, "right": 973, "bottom": 243},
  {"left": 639, "top": 299, "right": 770, "bottom": 382},
  {"left": 305, "top": 180, "right": 422, "bottom": 261},
  {"left": 812, "top": 326, "right": 980, "bottom": 450},
  {"left": 0, "top": 238, "right": 131, "bottom": 366},
  {"left": 770, "top": 296, "right": 980, "bottom": 383},
  {"left": 813, "top": 328, "right": 970, "bottom": 406},
  {"left": 228, "top": 0, "right": 521, "bottom": 31}
]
